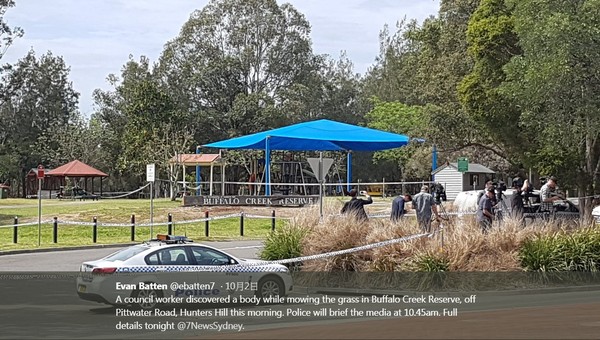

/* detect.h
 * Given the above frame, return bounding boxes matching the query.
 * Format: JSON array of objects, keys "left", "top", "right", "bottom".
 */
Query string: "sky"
[{"left": 2, "top": 0, "right": 440, "bottom": 117}]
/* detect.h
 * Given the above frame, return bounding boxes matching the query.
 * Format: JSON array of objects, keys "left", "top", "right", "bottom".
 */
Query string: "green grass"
[
  {"left": 520, "top": 228, "right": 600, "bottom": 271},
  {"left": 0, "top": 198, "right": 182, "bottom": 225},
  {"left": 0, "top": 198, "right": 286, "bottom": 251}
]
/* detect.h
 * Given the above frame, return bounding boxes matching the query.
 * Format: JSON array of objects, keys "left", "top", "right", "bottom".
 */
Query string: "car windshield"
[{"left": 103, "top": 245, "right": 148, "bottom": 262}]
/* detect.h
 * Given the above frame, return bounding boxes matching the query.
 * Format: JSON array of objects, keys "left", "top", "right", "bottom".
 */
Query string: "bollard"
[
  {"left": 167, "top": 213, "right": 173, "bottom": 234},
  {"left": 205, "top": 211, "right": 209, "bottom": 237},
  {"left": 240, "top": 212, "right": 244, "bottom": 237},
  {"left": 53, "top": 217, "right": 58, "bottom": 243},
  {"left": 13, "top": 216, "right": 18, "bottom": 244},
  {"left": 131, "top": 214, "right": 135, "bottom": 241},
  {"left": 93, "top": 217, "right": 98, "bottom": 243},
  {"left": 271, "top": 210, "right": 276, "bottom": 232}
]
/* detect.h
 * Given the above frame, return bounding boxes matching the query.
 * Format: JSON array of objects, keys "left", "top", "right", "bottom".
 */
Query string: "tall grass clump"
[
  {"left": 301, "top": 208, "right": 373, "bottom": 271},
  {"left": 520, "top": 226, "right": 600, "bottom": 271},
  {"left": 259, "top": 221, "right": 310, "bottom": 262},
  {"left": 409, "top": 251, "right": 450, "bottom": 272}
]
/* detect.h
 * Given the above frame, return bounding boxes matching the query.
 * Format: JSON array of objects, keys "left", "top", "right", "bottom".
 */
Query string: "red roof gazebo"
[{"left": 46, "top": 160, "right": 109, "bottom": 197}]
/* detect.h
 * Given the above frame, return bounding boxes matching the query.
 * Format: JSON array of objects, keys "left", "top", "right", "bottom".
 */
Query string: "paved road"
[
  {"left": 0, "top": 240, "right": 264, "bottom": 271},
  {"left": 2, "top": 241, "right": 600, "bottom": 339}
]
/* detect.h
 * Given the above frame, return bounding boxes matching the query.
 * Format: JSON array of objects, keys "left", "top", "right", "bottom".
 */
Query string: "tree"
[
  {"left": 458, "top": 0, "right": 523, "bottom": 162},
  {"left": 365, "top": 98, "right": 431, "bottom": 180},
  {"left": 94, "top": 55, "right": 195, "bottom": 194},
  {"left": 501, "top": 0, "right": 600, "bottom": 220},
  {"left": 155, "top": 0, "right": 320, "bottom": 142},
  {"left": 0, "top": 50, "right": 79, "bottom": 196},
  {"left": 362, "top": 0, "right": 510, "bottom": 179},
  {"left": 0, "top": 0, "right": 23, "bottom": 60}
]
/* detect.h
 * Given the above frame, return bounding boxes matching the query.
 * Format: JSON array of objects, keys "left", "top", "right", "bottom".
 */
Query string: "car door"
[
  {"left": 188, "top": 246, "right": 250, "bottom": 297},
  {"left": 143, "top": 246, "right": 199, "bottom": 298}
]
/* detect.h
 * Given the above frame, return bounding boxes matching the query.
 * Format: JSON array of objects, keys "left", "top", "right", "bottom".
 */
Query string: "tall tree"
[
  {"left": 501, "top": 0, "right": 600, "bottom": 219},
  {"left": 156, "top": 0, "right": 319, "bottom": 142},
  {"left": 458, "top": 0, "right": 523, "bottom": 161},
  {"left": 0, "top": 0, "right": 23, "bottom": 60},
  {"left": 365, "top": 98, "right": 431, "bottom": 180},
  {"left": 0, "top": 50, "right": 79, "bottom": 196},
  {"left": 94, "top": 56, "right": 194, "bottom": 193}
]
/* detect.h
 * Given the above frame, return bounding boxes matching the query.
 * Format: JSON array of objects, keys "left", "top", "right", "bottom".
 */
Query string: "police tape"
[
  {"left": 56, "top": 220, "right": 96, "bottom": 226},
  {"left": 102, "top": 183, "right": 151, "bottom": 199},
  {"left": 263, "top": 232, "right": 430, "bottom": 265},
  {"left": 177, "top": 231, "right": 432, "bottom": 271},
  {"left": 367, "top": 210, "right": 478, "bottom": 219},
  {"left": 0, "top": 220, "right": 54, "bottom": 229}
]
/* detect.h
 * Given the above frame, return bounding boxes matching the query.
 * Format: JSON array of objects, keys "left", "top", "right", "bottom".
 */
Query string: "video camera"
[
  {"left": 430, "top": 183, "right": 447, "bottom": 204},
  {"left": 492, "top": 180, "right": 507, "bottom": 202}
]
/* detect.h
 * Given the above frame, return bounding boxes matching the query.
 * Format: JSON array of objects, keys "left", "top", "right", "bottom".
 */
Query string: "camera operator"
[
  {"left": 540, "top": 176, "right": 560, "bottom": 213},
  {"left": 391, "top": 193, "right": 412, "bottom": 222},
  {"left": 477, "top": 188, "right": 496, "bottom": 233},
  {"left": 341, "top": 189, "right": 373, "bottom": 221},
  {"left": 412, "top": 185, "right": 440, "bottom": 233},
  {"left": 510, "top": 178, "right": 527, "bottom": 220}
]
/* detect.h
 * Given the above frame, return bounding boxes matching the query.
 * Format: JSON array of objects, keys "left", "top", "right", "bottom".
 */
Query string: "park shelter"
[
  {"left": 203, "top": 119, "right": 411, "bottom": 195},
  {"left": 46, "top": 160, "right": 109, "bottom": 196},
  {"left": 168, "top": 153, "right": 225, "bottom": 196},
  {"left": 431, "top": 162, "right": 495, "bottom": 200},
  {"left": 25, "top": 168, "right": 61, "bottom": 198}
]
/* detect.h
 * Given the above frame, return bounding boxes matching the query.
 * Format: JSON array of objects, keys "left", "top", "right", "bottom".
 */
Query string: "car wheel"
[
  {"left": 131, "top": 286, "right": 162, "bottom": 310},
  {"left": 256, "top": 276, "right": 284, "bottom": 299}
]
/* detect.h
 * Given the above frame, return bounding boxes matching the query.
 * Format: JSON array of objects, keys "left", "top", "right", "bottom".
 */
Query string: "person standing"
[
  {"left": 341, "top": 189, "right": 373, "bottom": 221},
  {"left": 477, "top": 188, "right": 496, "bottom": 233},
  {"left": 477, "top": 180, "right": 496, "bottom": 206},
  {"left": 412, "top": 185, "right": 439, "bottom": 233},
  {"left": 511, "top": 178, "right": 529, "bottom": 221},
  {"left": 391, "top": 193, "right": 412, "bottom": 222}
]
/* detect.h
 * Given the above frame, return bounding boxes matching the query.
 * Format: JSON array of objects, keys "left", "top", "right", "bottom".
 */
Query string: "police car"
[{"left": 76, "top": 235, "right": 293, "bottom": 309}]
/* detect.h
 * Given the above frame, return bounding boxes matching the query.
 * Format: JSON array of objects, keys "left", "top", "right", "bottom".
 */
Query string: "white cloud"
[{"left": 2, "top": 0, "right": 439, "bottom": 116}]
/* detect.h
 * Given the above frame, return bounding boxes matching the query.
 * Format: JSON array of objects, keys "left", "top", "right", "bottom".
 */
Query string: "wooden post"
[
  {"left": 240, "top": 212, "right": 244, "bottom": 237},
  {"left": 13, "top": 216, "right": 17, "bottom": 244},
  {"left": 92, "top": 217, "right": 98, "bottom": 243},
  {"left": 205, "top": 211, "right": 209, "bottom": 237},
  {"left": 271, "top": 210, "right": 276, "bottom": 232},
  {"left": 53, "top": 217, "right": 58, "bottom": 243},
  {"left": 130, "top": 214, "right": 135, "bottom": 241}
]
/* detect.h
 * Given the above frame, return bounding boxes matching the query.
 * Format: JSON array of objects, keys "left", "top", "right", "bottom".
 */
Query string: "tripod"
[
  {"left": 494, "top": 192, "right": 509, "bottom": 227},
  {"left": 429, "top": 200, "right": 450, "bottom": 249}
]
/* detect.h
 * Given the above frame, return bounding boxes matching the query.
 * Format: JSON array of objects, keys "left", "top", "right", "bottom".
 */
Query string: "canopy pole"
[
  {"left": 346, "top": 151, "right": 352, "bottom": 192},
  {"left": 432, "top": 144, "right": 438, "bottom": 181},
  {"left": 209, "top": 164, "right": 214, "bottom": 196},
  {"left": 265, "top": 136, "right": 271, "bottom": 196},
  {"left": 221, "top": 163, "right": 225, "bottom": 196},
  {"left": 196, "top": 146, "right": 201, "bottom": 196}
]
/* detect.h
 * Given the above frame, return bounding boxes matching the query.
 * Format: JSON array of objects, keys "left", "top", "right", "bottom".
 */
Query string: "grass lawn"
[{"left": 0, "top": 198, "right": 286, "bottom": 251}]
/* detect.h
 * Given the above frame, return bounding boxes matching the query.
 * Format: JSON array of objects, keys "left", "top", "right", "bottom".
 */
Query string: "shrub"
[
  {"left": 259, "top": 222, "right": 309, "bottom": 263},
  {"left": 409, "top": 251, "right": 450, "bottom": 272},
  {"left": 520, "top": 227, "right": 600, "bottom": 271}
]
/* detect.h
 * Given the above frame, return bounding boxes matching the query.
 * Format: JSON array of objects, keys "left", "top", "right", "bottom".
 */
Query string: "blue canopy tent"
[{"left": 203, "top": 119, "right": 412, "bottom": 195}]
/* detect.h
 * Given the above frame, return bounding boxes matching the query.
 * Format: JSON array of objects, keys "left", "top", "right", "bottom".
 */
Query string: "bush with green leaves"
[
  {"left": 520, "top": 227, "right": 600, "bottom": 271},
  {"left": 259, "top": 223, "right": 309, "bottom": 264},
  {"left": 409, "top": 251, "right": 450, "bottom": 272}
]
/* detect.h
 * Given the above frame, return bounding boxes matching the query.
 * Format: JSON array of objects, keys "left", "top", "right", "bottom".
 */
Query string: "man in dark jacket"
[
  {"left": 341, "top": 189, "right": 373, "bottom": 221},
  {"left": 391, "top": 193, "right": 412, "bottom": 222}
]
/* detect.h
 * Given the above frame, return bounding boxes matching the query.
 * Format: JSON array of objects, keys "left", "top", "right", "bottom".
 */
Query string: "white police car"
[{"left": 76, "top": 235, "right": 293, "bottom": 309}]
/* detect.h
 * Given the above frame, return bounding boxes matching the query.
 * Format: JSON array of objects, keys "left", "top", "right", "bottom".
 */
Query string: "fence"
[
  {"left": 158, "top": 179, "right": 436, "bottom": 198},
  {"left": 1, "top": 211, "right": 284, "bottom": 245}
]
